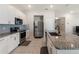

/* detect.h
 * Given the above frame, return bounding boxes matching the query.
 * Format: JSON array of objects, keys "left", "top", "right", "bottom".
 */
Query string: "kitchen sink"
[{"left": 49, "top": 32, "right": 61, "bottom": 36}]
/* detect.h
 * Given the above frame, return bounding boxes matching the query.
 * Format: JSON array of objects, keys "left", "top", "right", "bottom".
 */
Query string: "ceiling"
[{"left": 11, "top": 4, "right": 79, "bottom": 17}]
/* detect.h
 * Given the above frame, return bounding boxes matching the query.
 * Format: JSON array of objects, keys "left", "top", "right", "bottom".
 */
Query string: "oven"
[{"left": 20, "top": 30, "right": 26, "bottom": 44}]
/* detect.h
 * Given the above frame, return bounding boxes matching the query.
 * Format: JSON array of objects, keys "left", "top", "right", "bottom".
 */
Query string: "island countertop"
[{"left": 47, "top": 32, "right": 79, "bottom": 50}]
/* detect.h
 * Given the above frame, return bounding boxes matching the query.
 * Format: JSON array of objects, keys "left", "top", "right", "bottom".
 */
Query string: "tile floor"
[{"left": 11, "top": 38, "right": 44, "bottom": 54}]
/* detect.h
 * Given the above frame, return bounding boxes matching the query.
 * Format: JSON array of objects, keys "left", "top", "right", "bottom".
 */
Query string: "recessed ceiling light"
[
  {"left": 28, "top": 5, "right": 31, "bottom": 8},
  {"left": 50, "top": 5, "right": 53, "bottom": 8}
]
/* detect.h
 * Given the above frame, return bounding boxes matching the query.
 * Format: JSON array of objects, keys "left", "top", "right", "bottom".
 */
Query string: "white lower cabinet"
[
  {"left": 0, "top": 33, "right": 20, "bottom": 54},
  {"left": 47, "top": 35, "right": 51, "bottom": 54},
  {"left": 0, "top": 37, "right": 8, "bottom": 54},
  {"left": 8, "top": 33, "right": 20, "bottom": 53},
  {"left": 15, "top": 33, "right": 20, "bottom": 45},
  {"left": 47, "top": 35, "right": 57, "bottom": 54},
  {"left": 47, "top": 37, "right": 53, "bottom": 54}
]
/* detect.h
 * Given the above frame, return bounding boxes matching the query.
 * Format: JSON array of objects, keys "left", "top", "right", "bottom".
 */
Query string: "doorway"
[{"left": 33, "top": 15, "right": 44, "bottom": 38}]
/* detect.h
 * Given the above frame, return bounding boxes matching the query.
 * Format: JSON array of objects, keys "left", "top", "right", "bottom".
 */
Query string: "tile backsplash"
[{"left": 0, "top": 24, "right": 27, "bottom": 34}]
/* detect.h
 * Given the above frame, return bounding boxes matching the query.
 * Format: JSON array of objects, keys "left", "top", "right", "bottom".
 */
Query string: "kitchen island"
[{"left": 46, "top": 32, "right": 79, "bottom": 54}]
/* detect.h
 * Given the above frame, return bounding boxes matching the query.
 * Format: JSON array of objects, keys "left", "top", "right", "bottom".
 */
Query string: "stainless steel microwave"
[{"left": 15, "top": 17, "right": 23, "bottom": 25}]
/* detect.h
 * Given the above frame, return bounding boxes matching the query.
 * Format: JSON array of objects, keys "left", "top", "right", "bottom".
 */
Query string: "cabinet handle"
[{"left": 14, "top": 37, "right": 16, "bottom": 40}]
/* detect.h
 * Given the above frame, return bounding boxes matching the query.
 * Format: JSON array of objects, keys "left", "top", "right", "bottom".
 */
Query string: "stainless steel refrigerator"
[{"left": 34, "top": 15, "right": 44, "bottom": 38}]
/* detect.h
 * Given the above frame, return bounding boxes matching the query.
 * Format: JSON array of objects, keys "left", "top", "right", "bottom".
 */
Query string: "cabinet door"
[
  {"left": 7, "top": 33, "right": 19, "bottom": 53},
  {"left": 26, "top": 30, "right": 29, "bottom": 39},
  {"left": 7, "top": 35, "right": 16, "bottom": 53},
  {"left": 13, "top": 35, "right": 19, "bottom": 47},
  {"left": 47, "top": 38, "right": 52, "bottom": 54},
  {"left": 0, "top": 37, "right": 8, "bottom": 54},
  {"left": 47, "top": 35, "right": 51, "bottom": 54},
  {"left": 47, "top": 35, "right": 57, "bottom": 54},
  {"left": 14, "top": 33, "right": 20, "bottom": 45},
  {"left": 47, "top": 34, "right": 49, "bottom": 47}
]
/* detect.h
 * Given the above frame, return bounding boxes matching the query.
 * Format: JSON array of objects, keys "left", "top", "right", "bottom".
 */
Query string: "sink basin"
[{"left": 49, "top": 32, "right": 61, "bottom": 36}]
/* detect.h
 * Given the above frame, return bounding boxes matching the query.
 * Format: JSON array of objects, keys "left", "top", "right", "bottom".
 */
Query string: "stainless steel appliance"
[
  {"left": 10, "top": 27, "right": 19, "bottom": 33},
  {"left": 10, "top": 27, "right": 26, "bottom": 45},
  {"left": 34, "top": 15, "right": 44, "bottom": 38},
  {"left": 20, "top": 30, "right": 26, "bottom": 44},
  {"left": 15, "top": 17, "right": 23, "bottom": 25}
]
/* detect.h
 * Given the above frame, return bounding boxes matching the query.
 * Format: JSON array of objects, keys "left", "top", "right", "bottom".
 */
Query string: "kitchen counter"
[
  {"left": 0, "top": 32, "right": 19, "bottom": 39},
  {"left": 47, "top": 32, "right": 79, "bottom": 50}
]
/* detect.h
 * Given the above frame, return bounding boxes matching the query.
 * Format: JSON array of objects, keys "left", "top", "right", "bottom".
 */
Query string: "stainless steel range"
[
  {"left": 20, "top": 30, "right": 26, "bottom": 44},
  {"left": 10, "top": 27, "right": 26, "bottom": 45}
]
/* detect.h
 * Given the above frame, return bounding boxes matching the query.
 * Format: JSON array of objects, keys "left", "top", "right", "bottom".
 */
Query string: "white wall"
[
  {"left": 27, "top": 11, "right": 55, "bottom": 33},
  {"left": 26, "top": 10, "right": 55, "bottom": 46},
  {"left": 56, "top": 10, "right": 79, "bottom": 35},
  {"left": 0, "top": 5, "right": 27, "bottom": 24},
  {"left": 64, "top": 12, "right": 79, "bottom": 35}
]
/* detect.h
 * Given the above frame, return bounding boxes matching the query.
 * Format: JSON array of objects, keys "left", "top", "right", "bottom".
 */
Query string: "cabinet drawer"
[
  {"left": 0, "top": 38, "right": 8, "bottom": 54},
  {"left": 7, "top": 33, "right": 19, "bottom": 53}
]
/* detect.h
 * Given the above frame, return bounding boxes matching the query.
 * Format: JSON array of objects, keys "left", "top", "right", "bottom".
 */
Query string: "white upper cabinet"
[{"left": 0, "top": 5, "right": 26, "bottom": 24}]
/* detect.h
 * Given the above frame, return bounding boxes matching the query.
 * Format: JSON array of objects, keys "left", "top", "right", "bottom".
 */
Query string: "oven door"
[
  {"left": 20, "top": 31, "right": 26, "bottom": 39},
  {"left": 20, "top": 31, "right": 26, "bottom": 44}
]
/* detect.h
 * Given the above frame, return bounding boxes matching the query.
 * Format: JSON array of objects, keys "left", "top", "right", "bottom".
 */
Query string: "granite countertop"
[
  {"left": 0, "top": 32, "right": 19, "bottom": 38},
  {"left": 47, "top": 32, "right": 79, "bottom": 50}
]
